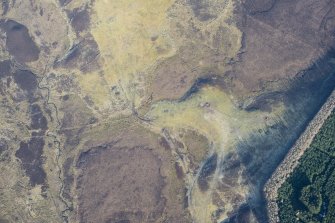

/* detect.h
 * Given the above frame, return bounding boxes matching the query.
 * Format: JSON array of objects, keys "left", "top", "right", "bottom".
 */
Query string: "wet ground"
[{"left": 1, "top": 19, "right": 40, "bottom": 63}]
